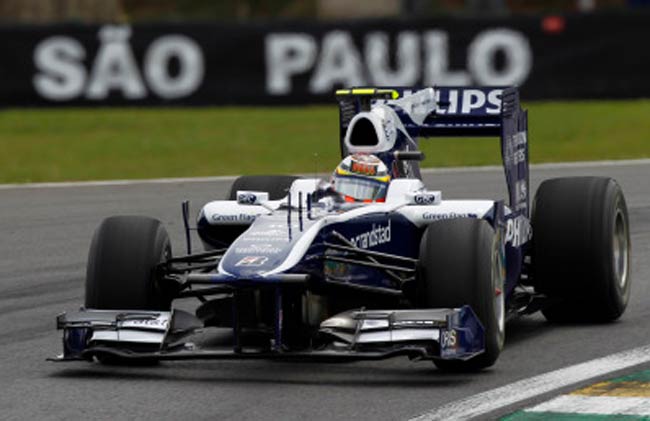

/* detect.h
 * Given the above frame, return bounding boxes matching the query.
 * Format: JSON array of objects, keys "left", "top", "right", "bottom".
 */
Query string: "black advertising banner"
[{"left": 0, "top": 13, "right": 649, "bottom": 106}]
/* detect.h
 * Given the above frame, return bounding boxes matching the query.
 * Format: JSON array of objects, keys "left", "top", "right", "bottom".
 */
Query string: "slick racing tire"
[
  {"left": 227, "top": 175, "right": 300, "bottom": 200},
  {"left": 417, "top": 218, "right": 505, "bottom": 372},
  {"left": 532, "top": 177, "right": 631, "bottom": 322},
  {"left": 85, "top": 216, "right": 172, "bottom": 311}
]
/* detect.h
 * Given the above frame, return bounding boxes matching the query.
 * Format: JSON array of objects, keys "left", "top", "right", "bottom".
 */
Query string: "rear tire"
[
  {"left": 532, "top": 177, "right": 631, "bottom": 322},
  {"left": 85, "top": 216, "right": 172, "bottom": 311},
  {"left": 417, "top": 218, "right": 505, "bottom": 372}
]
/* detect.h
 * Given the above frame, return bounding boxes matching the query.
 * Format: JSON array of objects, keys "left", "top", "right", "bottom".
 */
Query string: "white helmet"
[{"left": 332, "top": 154, "right": 391, "bottom": 202}]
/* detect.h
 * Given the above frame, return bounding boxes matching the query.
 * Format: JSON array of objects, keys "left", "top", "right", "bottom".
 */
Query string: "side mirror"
[{"left": 236, "top": 191, "right": 269, "bottom": 205}]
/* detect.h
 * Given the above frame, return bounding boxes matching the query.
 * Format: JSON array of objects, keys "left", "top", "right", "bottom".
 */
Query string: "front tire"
[
  {"left": 417, "top": 218, "right": 505, "bottom": 371},
  {"left": 532, "top": 177, "right": 631, "bottom": 322},
  {"left": 85, "top": 216, "right": 172, "bottom": 311}
]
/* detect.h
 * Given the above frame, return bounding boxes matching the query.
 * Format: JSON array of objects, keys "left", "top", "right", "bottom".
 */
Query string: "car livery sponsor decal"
[
  {"left": 211, "top": 213, "right": 257, "bottom": 223},
  {"left": 235, "top": 256, "right": 269, "bottom": 267},
  {"left": 220, "top": 214, "right": 320, "bottom": 276},
  {"left": 324, "top": 261, "right": 348, "bottom": 279},
  {"left": 506, "top": 214, "right": 531, "bottom": 247},
  {"left": 422, "top": 212, "right": 478, "bottom": 221},
  {"left": 441, "top": 329, "right": 458, "bottom": 349},
  {"left": 237, "top": 192, "right": 258, "bottom": 205},
  {"left": 351, "top": 161, "right": 378, "bottom": 176},
  {"left": 120, "top": 318, "right": 169, "bottom": 330},
  {"left": 413, "top": 192, "right": 440, "bottom": 205},
  {"left": 504, "top": 132, "right": 527, "bottom": 167},
  {"left": 348, "top": 220, "right": 391, "bottom": 249},
  {"left": 234, "top": 244, "right": 283, "bottom": 254},
  {"left": 435, "top": 88, "right": 503, "bottom": 115},
  {"left": 515, "top": 179, "right": 527, "bottom": 204}
]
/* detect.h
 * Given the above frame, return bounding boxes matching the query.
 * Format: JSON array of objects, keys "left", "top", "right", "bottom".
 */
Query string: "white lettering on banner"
[
  {"left": 423, "top": 31, "right": 470, "bottom": 86},
  {"left": 33, "top": 37, "right": 87, "bottom": 101},
  {"left": 86, "top": 26, "right": 146, "bottom": 99},
  {"left": 144, "top": 35, "right": 204, "bottom": 99},
  {"left": 33, "top": 25, "right": 204, "bottom": 101},
  {"left": 265, "top": 28, "right": 533, "bottom": 95},
  {"left": 265, "top": 33, "right": 317, "bottom": 95},
  {"left": 468, "top": 29, "right": 532, "bottom": 86},
  {"left": 349, "top": 220, "right": 392, "bottom": 249},
  {"left": 365, "top": 31, "right": 419, "bottom": 85},
  {"left": 309, "top": 31, "right": 364, "bottom": 93}
]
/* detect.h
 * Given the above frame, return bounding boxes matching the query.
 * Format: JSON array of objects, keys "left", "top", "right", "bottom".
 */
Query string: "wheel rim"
[{"left": 613, "top": 208, "right": 629, "bottom": 290}]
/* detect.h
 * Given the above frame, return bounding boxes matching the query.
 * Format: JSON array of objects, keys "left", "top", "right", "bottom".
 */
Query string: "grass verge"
[{"left": 0, "top": 100, "right": 649, "bottom": 183}]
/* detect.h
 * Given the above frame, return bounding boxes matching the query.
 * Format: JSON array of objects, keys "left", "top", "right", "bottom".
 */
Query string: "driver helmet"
[{"left": 332, "top": 154, "right": 391, "bottom": 202}]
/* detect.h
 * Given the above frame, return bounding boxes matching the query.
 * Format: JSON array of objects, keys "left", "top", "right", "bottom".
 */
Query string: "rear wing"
[{"left": 335, "top": 87, "right": 530, "bottom": 216}]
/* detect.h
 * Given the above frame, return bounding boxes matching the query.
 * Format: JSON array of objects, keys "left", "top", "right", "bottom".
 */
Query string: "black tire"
[
  {"left": 227, "top": 175, "right": 300, "bottom": 200},
  {"left": 532, "top": 177, "right": 631, "bottom": 322},
  {"left": 85, "top": 216, "right": 172, "bottom": 311},
  {"left": 417, "top": 218, "right": 505, "bottom": 372},
  {"left": 199, "top": 175, "right": 300, "bottom": 250}
]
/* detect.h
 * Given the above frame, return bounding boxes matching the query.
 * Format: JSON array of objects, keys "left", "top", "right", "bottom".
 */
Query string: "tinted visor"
[{"left": 333, "top": 175, "right": 388, "bottom": 201}]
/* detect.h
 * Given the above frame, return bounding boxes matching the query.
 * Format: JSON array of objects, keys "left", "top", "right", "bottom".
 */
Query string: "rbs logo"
[{"left": 33, "top": 26, "right": 204, "bottom": 101}]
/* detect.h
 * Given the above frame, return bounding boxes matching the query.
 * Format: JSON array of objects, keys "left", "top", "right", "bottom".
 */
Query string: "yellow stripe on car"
[{"left": 335, "top": 88, "right": 399, "bottom": 99}]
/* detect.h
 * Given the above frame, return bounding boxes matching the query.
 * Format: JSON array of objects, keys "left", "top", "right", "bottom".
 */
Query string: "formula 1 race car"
[{"left": 52, "top": 87, "right": 631, "bottom": 371}]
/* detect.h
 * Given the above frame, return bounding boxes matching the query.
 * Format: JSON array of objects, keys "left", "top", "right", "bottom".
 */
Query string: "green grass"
[{"left": 0, "top": 100, "right": 649, "bottom": 183}]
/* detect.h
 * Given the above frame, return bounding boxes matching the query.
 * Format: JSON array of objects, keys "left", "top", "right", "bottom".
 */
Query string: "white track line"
[
  {"left": 0, "top": 158, "right": 648, "bottom": 191},
  {"left": 526, "top": 395, "right": 650, "bottom": 416},
  {"left": 409, "top": 343, "right": 650, "bottom": 421}
]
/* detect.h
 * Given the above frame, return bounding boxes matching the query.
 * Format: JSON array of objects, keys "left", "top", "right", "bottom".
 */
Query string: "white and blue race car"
[{"left": 53, "top": 87, "right": 631, "bottom": 371}]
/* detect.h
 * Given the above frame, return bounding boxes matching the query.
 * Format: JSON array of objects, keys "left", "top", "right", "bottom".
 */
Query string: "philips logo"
[{"left": 349, "top": 220, "right": 392, "bottom": 249}]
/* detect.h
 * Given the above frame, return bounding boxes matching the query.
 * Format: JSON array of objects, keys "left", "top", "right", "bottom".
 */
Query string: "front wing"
[{"left": 50, "top": 305, "right": 485, "bottom": 363}]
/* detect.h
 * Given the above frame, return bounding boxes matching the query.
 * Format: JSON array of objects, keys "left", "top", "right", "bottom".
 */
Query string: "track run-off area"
[{"left": 0, "top": 159, "right": 648, "bottom": 420}]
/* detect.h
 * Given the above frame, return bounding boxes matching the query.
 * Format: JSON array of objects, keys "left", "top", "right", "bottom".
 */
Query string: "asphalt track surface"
[{"left": 0, "top": 161, "right": 648, "bottom": 420}]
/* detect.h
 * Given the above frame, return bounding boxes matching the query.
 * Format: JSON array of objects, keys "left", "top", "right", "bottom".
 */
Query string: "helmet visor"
[{"left": 333, "top": 175, "right": 388, "bottom": 201}]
